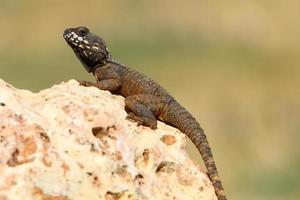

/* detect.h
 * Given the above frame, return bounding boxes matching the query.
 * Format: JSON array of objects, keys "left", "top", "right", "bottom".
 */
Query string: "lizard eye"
[{"left": 78, "top": 27, "right": 89, "bottom": 37}]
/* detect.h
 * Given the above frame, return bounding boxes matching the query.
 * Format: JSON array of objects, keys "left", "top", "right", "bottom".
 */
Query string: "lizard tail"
[
  {"left": 162, "top": 101, "right": 227, "bottom": 200},
  {"left": 189, "top": 125, "right": 227, "bottom": 200}
]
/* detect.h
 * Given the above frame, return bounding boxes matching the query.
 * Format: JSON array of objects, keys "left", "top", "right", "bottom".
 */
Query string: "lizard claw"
[
  {"left": 126, "top": 112, "right": 157, "bottom": 129},
  {"left": 77, "top": 80, "right": 95, "bottom": 87},
  {"left": 126, "top": 112, "right": 138, "bottom": 122}
]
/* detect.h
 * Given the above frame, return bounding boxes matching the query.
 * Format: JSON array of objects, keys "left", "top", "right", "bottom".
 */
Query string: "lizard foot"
[
  {"left": 77, "top": 80, "right": 96, "bottom": 87},
  {"left": 126, "top": 112, "right": 157, "bottom": 129}
]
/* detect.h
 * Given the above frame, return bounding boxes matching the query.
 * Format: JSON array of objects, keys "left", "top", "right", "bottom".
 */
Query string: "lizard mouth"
[{"left": 63, "top": 29, "right": 72, "bottom": 41}]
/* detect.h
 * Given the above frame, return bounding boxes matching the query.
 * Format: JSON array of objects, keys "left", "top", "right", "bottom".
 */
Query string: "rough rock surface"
[{"left": 0, "top": 79, "right": 217, "bottom": 200}]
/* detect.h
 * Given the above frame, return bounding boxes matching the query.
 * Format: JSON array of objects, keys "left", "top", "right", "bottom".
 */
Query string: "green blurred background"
[{"left": 1, "top": 0, "right": 300, "bottom": 199}]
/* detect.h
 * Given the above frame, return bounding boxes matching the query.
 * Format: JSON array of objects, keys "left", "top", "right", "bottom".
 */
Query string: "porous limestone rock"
[{"left": 0, "top": 79, "right": 217, "bottom": 200}]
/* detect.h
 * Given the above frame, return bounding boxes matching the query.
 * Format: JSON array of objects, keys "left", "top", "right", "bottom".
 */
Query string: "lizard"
[{"left": 63, "top": 26, "right": 227, "bottom": 200}]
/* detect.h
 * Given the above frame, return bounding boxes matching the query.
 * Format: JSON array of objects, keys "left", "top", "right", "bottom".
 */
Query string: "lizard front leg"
[{"left": 79, "top": 64, "right": 121, "bottom": 92}]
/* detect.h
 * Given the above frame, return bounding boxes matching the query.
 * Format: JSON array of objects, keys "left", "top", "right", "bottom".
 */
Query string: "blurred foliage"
[{"left": 0, "top": 0, "right": 299, "bottom": 199}]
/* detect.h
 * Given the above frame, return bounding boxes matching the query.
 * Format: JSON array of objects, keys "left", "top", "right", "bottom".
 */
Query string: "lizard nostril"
[{"left": 63, "top": 29, "right": 73, "bottom": 37}]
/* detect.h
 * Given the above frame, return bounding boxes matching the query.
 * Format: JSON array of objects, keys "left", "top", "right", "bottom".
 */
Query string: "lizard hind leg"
[{"left": 125, "top": 94, "right": 164, "bottom": 129}]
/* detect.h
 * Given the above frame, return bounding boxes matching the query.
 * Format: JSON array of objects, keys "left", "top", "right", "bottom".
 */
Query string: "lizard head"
[{"left": 63, "top": 27, "right": 110, "bottom": 73}]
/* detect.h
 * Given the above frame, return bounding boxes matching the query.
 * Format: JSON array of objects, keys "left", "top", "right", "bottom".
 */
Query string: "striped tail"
[{"left": 162, "top": 101, "right": 227, "bottom": 200}]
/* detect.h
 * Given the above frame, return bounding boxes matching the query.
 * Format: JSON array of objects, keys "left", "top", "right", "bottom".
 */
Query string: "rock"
[{"left": 0, "top": 79, "right": 217, "bottom": 200}]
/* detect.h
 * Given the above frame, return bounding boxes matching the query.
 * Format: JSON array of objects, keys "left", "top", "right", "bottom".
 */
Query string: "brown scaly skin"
[{"left": 63, "top": 27, "right": 227, "bottom": 200}]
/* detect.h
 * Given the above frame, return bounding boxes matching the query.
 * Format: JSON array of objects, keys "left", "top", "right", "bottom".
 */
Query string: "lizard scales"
[{"left": 63, "top": 26, "right": 227, "bottom": 200}]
